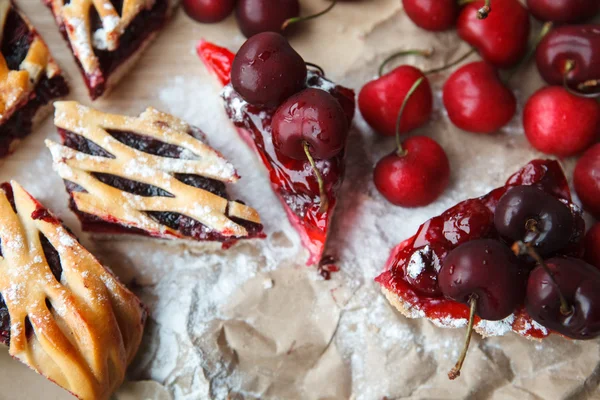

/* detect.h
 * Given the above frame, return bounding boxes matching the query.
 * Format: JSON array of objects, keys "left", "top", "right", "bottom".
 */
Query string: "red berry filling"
[
  {"left": 376, "top": 160, "right": 585, "bottom": 338},
  {"left": 0, "top": 9, "right": 69, "bottom": 157},
  {"left": 58, "top": 128, "right": 264, "bottom": 246}
]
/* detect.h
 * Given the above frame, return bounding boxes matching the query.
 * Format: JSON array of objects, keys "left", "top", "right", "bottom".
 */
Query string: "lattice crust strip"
[
  {"left": 0, "top": 0, "right": 61, "bottom": 120},
  {"left": 0, "top": 181, "right": 146, "bottom": 400},
  {"left": 44, "top": 0, "right": 164, "bottom": 77},
  {"left": 47, "top": 101, "right": 261, "bottom": 240}
]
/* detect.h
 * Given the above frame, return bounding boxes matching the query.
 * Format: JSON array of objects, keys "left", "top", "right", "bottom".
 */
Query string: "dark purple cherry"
[
  {"left": 494, "top": 185, "right": 574, "bottom": 256},
  {"left": 439, "top": 239, "right": 523, "bottom": 380},
  {"left": 536, "top": 25, "right": 600, "bottom": 90},
  {"left": 231, "top": 32, "right": 307, "bottom": 108},
  {"left": 439, "top": 239, "right": 523, "bottom": 321},
  {"left": 272, "top": 88, "right": 349, "bottom": 161},
  {"left": 235, "top": 0, "right": 300, "bottom": 38},
  {"left": 526, "top": 0, "right": 600, "bottom": 23},
  {"left": 182, "top": 0, "right": 235, "bottom": 23},
  {"left": 526, "top": 257, "right": 600, "bottom": 340}
]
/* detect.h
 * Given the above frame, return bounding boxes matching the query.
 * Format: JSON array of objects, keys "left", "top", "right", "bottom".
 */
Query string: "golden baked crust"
[
  {"left": 0, "top": 1, "right": 62, "bottom": 123},
  {"left": 46, "top": 101, "right": 261, "bottom": 240},
  {"left": 0, "top": 181, "right": 146, "bottom": 400}
]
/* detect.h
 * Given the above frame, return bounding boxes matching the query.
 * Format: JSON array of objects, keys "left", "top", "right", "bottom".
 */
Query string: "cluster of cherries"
[
  {"left": 230, "top": 31, "right": 350, "bottom": 210},
  {"left": 358, "top": 0, "right": 599, "bottom": 213},
  {"left": 439, "top": 183, "right": 600, "bottom": 379},
  {"left": 182, "top": 0, "right": 336, "bottom": 38}
]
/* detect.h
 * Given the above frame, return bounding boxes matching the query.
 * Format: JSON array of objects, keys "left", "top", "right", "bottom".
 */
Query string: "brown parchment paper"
[{"left": 0, "top": 1, "right": 599, "bottom": 399}]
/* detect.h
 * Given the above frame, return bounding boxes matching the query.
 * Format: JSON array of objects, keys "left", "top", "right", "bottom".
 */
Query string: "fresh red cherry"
[
  {"left": 442, "top": 61, "right": 516, "bottom": 133},
  {"left": 523, "top": 86, "right": 600, "bottom": 157},
  {"left": 574, "top": 144, "right": 600, "bottom": 219},
  {"left": 494, "top": 186, "right": 575, "bottom": 256},
  {"left": 272, "top": 88, "right": 349, "bottom": 160},
  {"left": 359, "top": 65, "right": 432, "bottom": 137},
  {"left": 235, "top": 0, "right": 300, "bottom": 38},
  {"left": 526, "top": 257, "right": 600, "bottom": 340},
  {"left": 182, "top": 0, "right": 235, "bottom": 23},
  {"left": 374, "top": 136, "right": 450, "bottom": 207},
  {"left": 402, "top": 0, "right": 459, "bottom": 31},
  {"left": 585, "top": 223, "right": 600, "bottom": 269},
  {"left": 526, "top": 0, "right": 600, "bottom": 23},
  {"left": 536, "top": 25, "right": 600, "bottom": 90},
  {"left": 439, "top": 239, "right": 524, "bottom": 379},
  {"left": 231, "top": 32, "right": 307, "bottom": 108},
  {"left": 457, "top": 0, "right": 530, "bottom": 68}
]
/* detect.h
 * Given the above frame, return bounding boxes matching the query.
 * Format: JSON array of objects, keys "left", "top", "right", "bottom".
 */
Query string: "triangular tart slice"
[
  {"left": 47, "top": 101, "right": 264, "bottom": 248},
  {"left": 0, "top": 181, "right": 146, "bottom": 399},
  {"left": 198, "top": 40, "right": 356, "bottom": 265},
  {"left": 376, "top": 159, "right": 585, "bottom": 339}
]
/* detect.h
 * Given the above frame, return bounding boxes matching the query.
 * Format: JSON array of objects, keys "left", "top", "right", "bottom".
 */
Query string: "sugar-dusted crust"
[
  {"left": 381, "top": 287, "right": 544, "bottom": 341},
  {"left": 0, "top": 181, "right": 147, "bottom": 400}
]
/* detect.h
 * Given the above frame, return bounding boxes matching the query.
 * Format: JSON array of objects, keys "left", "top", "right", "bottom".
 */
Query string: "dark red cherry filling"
[
  {"left": 376, "top": 160, "right": 585, "bottom": 339},
  {"left": 0, "top": 183, "right": 64, "bottom": 346},
  {"left": 0, "top": 8, "right": 69, "bottom": 158},
  {"left": 59, "top": 128, "right": 264, "bottom": 245},
  {"left": 46, "top": 0, "right": 170, "bottom": 99}
]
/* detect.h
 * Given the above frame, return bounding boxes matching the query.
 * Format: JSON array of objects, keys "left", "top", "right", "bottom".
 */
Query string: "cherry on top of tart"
[
  {"left": 376, "top": 159, "right": 589, "bottom": 339},
  {"left": 198, "top": 36, "right": 355, "bottom": 266}
]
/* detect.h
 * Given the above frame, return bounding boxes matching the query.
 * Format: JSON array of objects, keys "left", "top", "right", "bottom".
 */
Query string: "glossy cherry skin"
[
  {"left": 536, "top": 25, "right": 600, "bottom": 89},
  {"left": 457, "top": 0, "right": 530, "bottom": 69},
  {"left": 585, "top": 223, "right": 600, "bottom": 269},
  {"left": 439, "top": 239, "right": 523, "bottom": 320},
  {"left": 182, "top": 0, "right": 235, "bottom": 23},
  {"left": 235, "top": 0, "right": 300, "bottom": 38},
  {"left": 402, "top": 0, "right": 458, "bottom": 31},
  {"left": 443, "top": 62, "right": 516, "bottom": 134},
  {"left": 526, "top": 0, "right": 600, "bottom": 23},
  {"left": 523, "top": 86, "right": 600, "bottom": 157},
  {"left": 574, "top": 144, "right": 600, "bottom": 219},
  {"left": 231, "top": 32, "right": 307, "bottom": 108},
  {"left": 272, "top": 88, "right": 349, "bottom": 160},
  {"left": 494, "top": 186, "right": 575, "bottom": 256},
  {"left": 359, "top": 66, "right": 432, "bottom": 136},
  {"left": 527, "top": 257, "right": 600, "bottom": 339},
  {"left": 373, "top": 136, "right": 450, "bottom": 207}
]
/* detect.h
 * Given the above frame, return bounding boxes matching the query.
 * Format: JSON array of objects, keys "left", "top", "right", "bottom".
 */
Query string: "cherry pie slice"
[
  {"left": 0, "top": 1, "right": 69, "bottom": 158},
  {"left": 47, "top": 101, "right": 264, "bottom": 248},
  {"left": 376, "top": 159, "right": 585, "bottom": 339},
  {"left": 43, "top": 0, "right": 178, "bottom": 100},
  {"left": 198, "top": 41, "right": 356, "bottom": 265},
  {"left": 0, "top": 181, "right": 146, "bottom": 400}
]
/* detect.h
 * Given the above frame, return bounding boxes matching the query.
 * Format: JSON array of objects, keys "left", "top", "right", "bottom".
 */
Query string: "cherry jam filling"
[
  {"left": 0, "top": 9, "right": 69, "bottom": 157},
  {"left": 52, "top": 0, "right": 170, "bottom": 99},
  {"left": 222, "top": 71, "right": 355, "bottom": 258},
  {"left": 376, "top": 160, "right": 584, "bottom": 338},
  {"left": 0, "top": 184, "right": 63, "bottom": 345},
  {"left": 59, "top": 129, "right": 263, "bottom": 242}
]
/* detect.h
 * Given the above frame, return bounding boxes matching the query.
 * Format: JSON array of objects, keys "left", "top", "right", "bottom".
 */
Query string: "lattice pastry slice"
[
  {"left": 46, "top": 101, "right": 265, "bottom": 247},
  {"left": 43, "top": 0, "right": 179, "bottom": 99},
  {"left": 0, "top": 0, "right": 69, "bottom": 158},
  {"left": 0, "top": 181, "right": 146, "bottom": 400}
]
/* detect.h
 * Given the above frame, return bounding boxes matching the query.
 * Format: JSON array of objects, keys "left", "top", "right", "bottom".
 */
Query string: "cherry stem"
[
  {"left": 282, "top": 0, "right": 337, "bottom": 31},
  {"left": 303, "top": 141, "right": 329, "bottom": 213},
  {"left": 578, "top": 79, "right": 600, "bottom": 92},
  {"left": 507, "top": 22, "right": 553, "bottom": 82},
  {"left": 561, "top": 60, "right": 600, "bottom": 98},
  {"left": 306, "top": 62, "right": 325, "bottom": 76},
  {"left": 423, "top": 48, "right": 476, "bottom": 75},
  {"left": 394, "top": 77, "right": 424, "bottom": 156},
  {"left": 449, "top": 295, "right": 477, "bottom": 380},
  {"left": 512, "top": 241, "right": 573, "bottom": 316},
  {"left": 477, "top": 0, "right": 491, "bottom": 19},
  {"left": 378, "top": 49, "right": 433, "bottom": 77}
]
